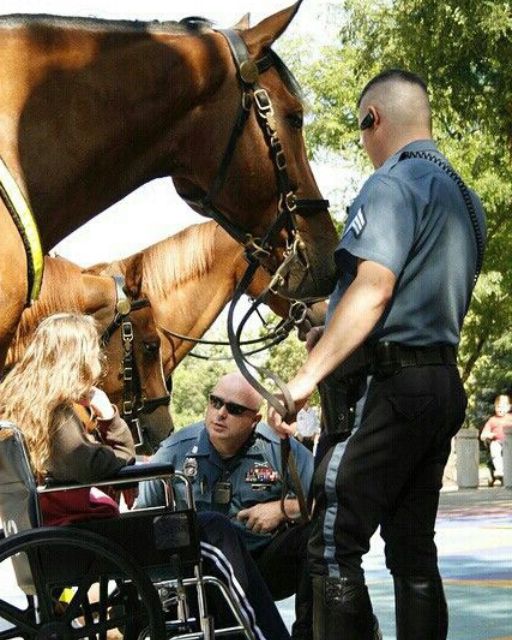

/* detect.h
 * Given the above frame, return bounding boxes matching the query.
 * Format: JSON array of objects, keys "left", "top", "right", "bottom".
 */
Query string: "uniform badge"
[
  {"left": 342, "top": 205, "right": 366, "bottom": 239},
  {"left": 245, "top": 463, "right": 280, "bottom": 490},
  {"left": 182, "top": 457, "right": 198, "bottom": 478}
]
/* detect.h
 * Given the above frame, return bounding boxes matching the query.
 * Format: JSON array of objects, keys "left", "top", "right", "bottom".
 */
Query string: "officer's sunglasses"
[{"left": 209, "top": 394, "right": 256, "bottom": 416}]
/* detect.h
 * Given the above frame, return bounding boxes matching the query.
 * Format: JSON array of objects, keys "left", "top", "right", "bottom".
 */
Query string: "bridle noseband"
[
  {"left": 178, "top": 28, "right": 329, "bottom": 271},
  {"left": 101, "top": 275, "right": 170, "bottom": 448}
]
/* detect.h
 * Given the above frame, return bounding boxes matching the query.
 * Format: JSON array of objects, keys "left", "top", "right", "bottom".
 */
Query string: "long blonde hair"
[{"left": 0, "top": 313, "right": 103, "bottom": 478}]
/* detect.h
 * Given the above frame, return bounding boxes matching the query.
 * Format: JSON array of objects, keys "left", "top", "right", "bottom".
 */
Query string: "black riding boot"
[
  {"left": 312, "top": 576, "right": 377, "bottom": 640},
  {"left": 393, "top": 574, "right": 448, "bottom": 640}
]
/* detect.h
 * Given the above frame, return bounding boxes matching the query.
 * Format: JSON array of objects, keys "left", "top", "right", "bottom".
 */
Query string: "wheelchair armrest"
[
  {"left": 40, "top": 462, "right": 175, "bottom": 493},
  {"left": 116, "top": 462, "right": 175, "bottom": 480}
]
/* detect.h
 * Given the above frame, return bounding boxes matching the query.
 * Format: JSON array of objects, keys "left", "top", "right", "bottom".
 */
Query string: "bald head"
[
  {"left": 359, "top": 69, "right": 432, "bottom": 133},
  {"left": 213, "top": 372, "right": 263, "bottom": 412}
]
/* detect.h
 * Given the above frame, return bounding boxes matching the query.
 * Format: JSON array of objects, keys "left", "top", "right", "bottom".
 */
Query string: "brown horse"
[
  {"left": 5, "top": 255, "right": 172, "bottom": 451},
  {"left": 87, "top": 221, "right": 327, "bottom": 383},
  {"left": 0, "top": 3, "right": 337, "bottom": 370}
]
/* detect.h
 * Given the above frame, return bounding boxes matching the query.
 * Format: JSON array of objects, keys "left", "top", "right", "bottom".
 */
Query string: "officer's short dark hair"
[{"left": 357, "top": 69, "right": 429, "bottom": 107}]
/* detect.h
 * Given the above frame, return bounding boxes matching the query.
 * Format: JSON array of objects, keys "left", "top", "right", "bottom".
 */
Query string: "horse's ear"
[
  {"left": 243, "top": 1, "right": 302, "bottom": 54},
  {"left": 124, "top": 252, "right": 144, "bottom": 299},
  {"left": 232, "top": 13, "right": 250, "bottom": 30}
]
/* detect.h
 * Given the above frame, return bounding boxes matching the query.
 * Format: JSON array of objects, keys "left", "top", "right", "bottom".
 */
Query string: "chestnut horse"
[
  {"left": 87, "top": 220, "right": 327, "bottom": 385},
  {"left": 0, "top": 3, "right": 337, "bottom": 370},
  {"left": 5, "top": 256, "right": 172, "bottom": 451}
]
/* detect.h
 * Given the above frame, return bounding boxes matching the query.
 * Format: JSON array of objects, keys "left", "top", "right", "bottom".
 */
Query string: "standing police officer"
[
  {"left": 138, "top": 371, "right": 314, "bottom": 640},
  {"left": 269, "top": 69, "right": 486, "bottom": 640}
]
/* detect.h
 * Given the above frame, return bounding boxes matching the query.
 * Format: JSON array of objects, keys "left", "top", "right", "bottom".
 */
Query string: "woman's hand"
[{"left": 89, "top": 387, "right": 115, "bottom": 421}]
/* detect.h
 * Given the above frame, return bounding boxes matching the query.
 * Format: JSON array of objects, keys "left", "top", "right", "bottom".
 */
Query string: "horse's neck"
[
  {"left": 152, "top": 269, "right": 236, "bottom": 374},
  {"left": 5, "top": 258, "right": 114, "bottom": 366},
  {"left": 1, "top": 21, "right": 223, "bottom": 248}
]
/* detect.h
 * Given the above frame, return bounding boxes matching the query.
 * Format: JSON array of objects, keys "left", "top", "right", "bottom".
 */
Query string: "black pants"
[
  {"left": 254, "top": 523, "right": 313, "bottom": 640},
  {"left": 309, "top": 365, "right": 466, "bottom": 612}
]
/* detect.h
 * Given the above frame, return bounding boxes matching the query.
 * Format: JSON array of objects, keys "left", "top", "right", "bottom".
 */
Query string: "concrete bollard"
[
  {"left": 456, "top": 427, "right": 479, "bottom": 489},
  {"left": 503, "top": 425, "right": 512, "bottom": 489}
]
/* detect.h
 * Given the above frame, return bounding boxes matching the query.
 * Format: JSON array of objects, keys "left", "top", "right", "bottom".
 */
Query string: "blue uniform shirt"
[
  {"left": 137, "top": 422, "right": 314, "bottom": 552},
  {"left": 327, "top": 140, "right": 486, "bottom": 345}
]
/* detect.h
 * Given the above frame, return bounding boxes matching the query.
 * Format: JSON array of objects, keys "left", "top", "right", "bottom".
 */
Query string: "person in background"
[
  {"left": 0, "top": 313, "right": 290, "bottom": 640},
  {"left": 295, "top": 401, "right": 321, "bottom": 452},
  {"left": 138, "top": 371, "right": 314, "bottom": 640},
  {"left": 480, "top": 394, "right": 512, "bottom": 485},
  {"left": 268, "top": 68, "right": 485, "bottom": 640}
]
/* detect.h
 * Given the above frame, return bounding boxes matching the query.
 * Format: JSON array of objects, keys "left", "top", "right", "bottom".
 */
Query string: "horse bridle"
[
  {"left": 177, "top": 28, "right": 329, "bottom": 275},
  {"left": 101, "top": 275, "right": 170, "bottom": 448},
  {"left": 177, "top": 28, "right": 326, "bottom": 523}
]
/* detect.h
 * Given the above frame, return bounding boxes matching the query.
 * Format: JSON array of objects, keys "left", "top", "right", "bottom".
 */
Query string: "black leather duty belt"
[{"left": 336, "top": 342, "right": 458, "bottom": 379}]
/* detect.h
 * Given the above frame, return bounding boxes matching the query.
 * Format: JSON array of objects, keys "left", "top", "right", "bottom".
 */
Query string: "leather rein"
[{"left": 100, "top": 275, "right": 170, "bottom": 448}]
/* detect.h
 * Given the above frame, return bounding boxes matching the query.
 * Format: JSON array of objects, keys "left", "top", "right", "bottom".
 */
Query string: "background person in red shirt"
[{"left": 480, "top": 394, "right": 512, "bottom": 484}]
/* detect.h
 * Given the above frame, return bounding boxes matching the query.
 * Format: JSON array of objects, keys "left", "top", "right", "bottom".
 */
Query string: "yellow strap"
[
  {"left": 59, "top": 587, "right": 76, "bottom": 604},
  {"left": 0, "top": 156, "right": 43, "bottom": 303}
]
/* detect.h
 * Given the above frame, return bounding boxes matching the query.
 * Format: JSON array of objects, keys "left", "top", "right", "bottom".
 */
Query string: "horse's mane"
[
  {"left": 6, "top": 257, "right": 83, "bottom": 366},
  {"left": 0, "top": 14, "right": 214, "bottom": 35},
  {"left": 141, "top": 221, "right": 219, "bottom": 299}
]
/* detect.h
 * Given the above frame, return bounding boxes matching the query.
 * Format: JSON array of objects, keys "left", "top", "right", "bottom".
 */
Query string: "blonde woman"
[{"left": 0, "top": 312, "right": 136, "bottom": 524}]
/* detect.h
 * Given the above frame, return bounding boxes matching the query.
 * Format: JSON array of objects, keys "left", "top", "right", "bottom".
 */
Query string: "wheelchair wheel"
[{"left": 0, "top": 527, "right": 165, "bottom": 640}]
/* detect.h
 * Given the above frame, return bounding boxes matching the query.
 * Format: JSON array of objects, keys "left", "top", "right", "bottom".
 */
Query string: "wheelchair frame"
[{"left": 0, "top": 420, "right": 256, "bottom": 640}]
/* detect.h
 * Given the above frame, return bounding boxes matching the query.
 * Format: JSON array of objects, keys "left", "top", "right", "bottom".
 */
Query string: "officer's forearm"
[{"left": 294, "top": 261, "right": 394, "bottom": 387}]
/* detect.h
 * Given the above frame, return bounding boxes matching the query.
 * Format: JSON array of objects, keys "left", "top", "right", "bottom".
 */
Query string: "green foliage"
[
  {"left": 287, "top": 0, "right": 512, "bottom": 425},
  {"left": 170, "top": 340, "right": 234, "bottom": 429}
]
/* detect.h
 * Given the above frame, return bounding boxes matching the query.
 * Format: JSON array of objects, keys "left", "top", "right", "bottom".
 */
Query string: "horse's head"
[
  {"left": 98, "top": 264, "right": 172, "bottom": 453},
  {"left": 171, "top": 2, "right": 337, "bottom": 300}
]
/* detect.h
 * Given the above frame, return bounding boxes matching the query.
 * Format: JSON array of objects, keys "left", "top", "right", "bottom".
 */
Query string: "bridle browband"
[
  {"left": 178, "top": 28, "right": 329, "bottom": 268},
  {"left": 101, "top": 275, "right": 170, "bottom": 449}
]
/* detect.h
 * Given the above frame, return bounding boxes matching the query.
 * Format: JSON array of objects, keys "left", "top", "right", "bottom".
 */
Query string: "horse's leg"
[{"left": 0, "top": 210, "right": 28, "bottom": 373}]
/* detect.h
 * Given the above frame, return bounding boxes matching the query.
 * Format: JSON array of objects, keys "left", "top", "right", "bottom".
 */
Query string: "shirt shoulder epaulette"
[
  {"left": 158, "top": 422, "right": 205, "bottom": 449},
  {"left": 255, "top": 422, "right": 282, "bottom": 445}
]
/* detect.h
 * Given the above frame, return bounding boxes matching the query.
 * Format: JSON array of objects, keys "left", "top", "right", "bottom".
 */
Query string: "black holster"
[{"left": 318, "top": 370, "right": 366, "bottom": 437}]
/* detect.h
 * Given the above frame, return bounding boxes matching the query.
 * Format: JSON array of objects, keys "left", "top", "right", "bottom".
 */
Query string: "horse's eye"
[
  {"left": 287, "top": 112, "right": 303, "bottom": 129},
  {"left": 143, "top": 341, "right": 159, "bottom": 355}
]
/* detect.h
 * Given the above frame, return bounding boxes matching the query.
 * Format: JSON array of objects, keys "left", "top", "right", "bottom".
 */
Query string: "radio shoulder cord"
[{"left": 400, "top": 150, "right": 485, "bottom": 286}]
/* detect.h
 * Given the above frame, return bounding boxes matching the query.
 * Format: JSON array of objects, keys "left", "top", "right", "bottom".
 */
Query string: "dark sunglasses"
[
  {"left": 209, "top": 394, "right": 256, "bottom": 416},
  {"left": 359, "top": 111, "right": 375, "bottom": 130}
]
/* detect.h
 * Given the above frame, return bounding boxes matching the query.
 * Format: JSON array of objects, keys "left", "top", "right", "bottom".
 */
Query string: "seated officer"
[{"left": 138, "top": 372, "right": 314, "bottom": 640}]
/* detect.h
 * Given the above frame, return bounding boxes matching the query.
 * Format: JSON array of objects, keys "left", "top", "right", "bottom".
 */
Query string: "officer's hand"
[
  {"left": 267, "top": 377, "right": 315, "bottom": 438},
  {"left": 236, "top": 502, "right": 284, "bottom": 533}
]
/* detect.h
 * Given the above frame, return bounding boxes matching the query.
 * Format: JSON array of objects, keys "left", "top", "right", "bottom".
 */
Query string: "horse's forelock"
[{"left": 269, "top": 50, "right": 304, "bottom": 103}]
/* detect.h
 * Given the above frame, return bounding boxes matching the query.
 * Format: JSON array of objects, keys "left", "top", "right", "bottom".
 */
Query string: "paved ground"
[
  {"left": 1, "top": 480, "right": 510, "bottom": 639},
  {"left": 277, "top": 483, "right": 512, "bottom": 640}
]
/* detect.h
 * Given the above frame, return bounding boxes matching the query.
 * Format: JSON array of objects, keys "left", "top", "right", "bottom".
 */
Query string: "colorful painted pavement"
[{"left": 278, "top": 486, "right": 512, "bottom": 639}]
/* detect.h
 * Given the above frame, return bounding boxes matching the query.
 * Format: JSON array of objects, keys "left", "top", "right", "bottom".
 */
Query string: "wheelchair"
[{"left": 0, "top": 420, "right": 256, "bottom": 640}]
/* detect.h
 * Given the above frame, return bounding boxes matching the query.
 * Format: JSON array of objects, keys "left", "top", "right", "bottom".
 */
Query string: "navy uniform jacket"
[{"left": 138, "top": 422, "right": 314, "bottom": 551}]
